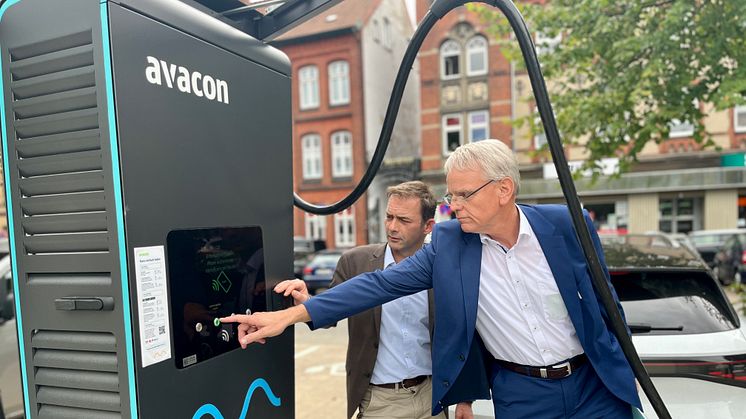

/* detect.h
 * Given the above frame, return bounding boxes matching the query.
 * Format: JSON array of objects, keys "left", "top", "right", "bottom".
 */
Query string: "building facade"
[
  {"left": 416, "top": 0, "right": 746, "bottom": 234},
  {"left": 274, "top": 0, "right": 420, "bottom": 249}
]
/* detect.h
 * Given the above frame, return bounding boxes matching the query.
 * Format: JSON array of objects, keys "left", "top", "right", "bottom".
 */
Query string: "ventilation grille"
[
  {"left": 7, "top": 30, "right": 110, "bottom": 255},
  {"left": 31, "top": 330, "right": 121, "bottom": 418}
]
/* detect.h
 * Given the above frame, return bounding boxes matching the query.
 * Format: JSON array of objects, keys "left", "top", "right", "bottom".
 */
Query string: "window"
[
  {"left": 533, "top": 107, "right": 547, "bottom": 149},
  {"left": 659, "top": 197, "right": 701, "bottom": 234},
  {"left": 612, "top": 271, "right": 737, "bottom": 335},
  {"left": 382, "top": 18, "right": 392, "bottom": 49},
  {"left": 668, "top": 119, "right": 694, "bottom": 138},
  {"left": 301, "top": 134, "right": 322, "bottom": 180},
  {"left": 442, "top": 114, "right": 462, "bottom": 154},
  {"left": 335, "top": 207, "right": 355, "bottom": 247},
  {"left": 466, "top": 36, "right": 488, "bottom": 76},
  {"left": 328, "top": 61, "right": 350, "bottom": 106},
  {"left": 468, "top": 110, "right": 489, "bottom": 142},
  {"left": 305, "top": 214, "right": 327, "bottom": 240},
  {"left": 331, "top": 131, "right": 353, "bottom": 178},
  {"left": 372, "top": 19, "right": 380, "bottom": 43},
  {"left": 735, "top": 105, "right": 746, "bottom": 133},
  {"left": 536, "top": 31, "right": 561, "bottom": 55},
  {"left": 298, "top": 65, "right": 319, "bottom": 109},
  {"left": 440, "top": 40, "right": 461, "bottom": 80}
]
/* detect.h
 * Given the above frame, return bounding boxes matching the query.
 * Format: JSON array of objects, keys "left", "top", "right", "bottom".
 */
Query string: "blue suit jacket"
[{"left": 304, "top": 204, "right": 641, "bottom": 414}]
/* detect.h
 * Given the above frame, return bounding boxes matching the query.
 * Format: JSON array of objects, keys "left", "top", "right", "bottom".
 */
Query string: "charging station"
[{"left": 0, "top": 0, "right": 294, "bottom": 417}]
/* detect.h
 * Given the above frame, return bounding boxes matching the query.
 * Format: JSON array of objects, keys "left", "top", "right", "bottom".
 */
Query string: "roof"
[
  {"left": 274, "top": 0, "right": 381, "bottom": 42},
  {"left": 602, "top": 237, "right": 707, "bottom": 270}
]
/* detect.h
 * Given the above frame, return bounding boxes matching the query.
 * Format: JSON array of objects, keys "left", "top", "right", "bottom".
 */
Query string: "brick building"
[
  {"left": 416, "top": 0, "right": 746, "bottom": 233},
  {"left": 274, "top": 0, "right": 419, "bottom": 249}
]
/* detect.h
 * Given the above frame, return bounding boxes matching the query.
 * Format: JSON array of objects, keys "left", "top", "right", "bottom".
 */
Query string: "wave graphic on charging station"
[{"left": 192, "top": 378, "right": 281, "bottom": 419}]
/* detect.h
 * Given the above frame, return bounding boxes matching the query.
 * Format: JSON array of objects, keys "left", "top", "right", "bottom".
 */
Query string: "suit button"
[
  {"left": 374, "top": 342, "right": 379, "bottom": 349},
  {"left": 443, "top": 380, "right": 449, "bottom": 387},
  {"left": 365, "top": 372, "right": 372, "bottom": 378},
  {"left": 459, "top": 354, "right": 465, "bottom": 361}
]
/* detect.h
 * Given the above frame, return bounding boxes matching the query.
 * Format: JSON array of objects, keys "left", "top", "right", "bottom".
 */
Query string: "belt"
[
  {"left": 371, "top": 375, "right": 428, "bottom": 390},
  {"left": 495, "top": 353, "right": 587, "bottom": 379}
]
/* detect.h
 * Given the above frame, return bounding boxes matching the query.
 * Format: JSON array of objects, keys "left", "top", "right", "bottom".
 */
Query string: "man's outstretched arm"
[{"left": 221, "top": 304, "right": 310, "bottom": 348}]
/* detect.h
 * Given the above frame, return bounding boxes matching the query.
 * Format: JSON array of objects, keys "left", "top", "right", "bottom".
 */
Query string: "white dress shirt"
[
  {"left": 370, "top": 245, "right": 432, "bottom": 384},
  {"left": 475, "top": 206, "right": 583, "bottom": 366}
]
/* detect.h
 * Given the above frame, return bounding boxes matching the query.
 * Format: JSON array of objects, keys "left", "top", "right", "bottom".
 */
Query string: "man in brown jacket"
[{"left": 276, "top": 181, "right": 472, "bottom": 418}]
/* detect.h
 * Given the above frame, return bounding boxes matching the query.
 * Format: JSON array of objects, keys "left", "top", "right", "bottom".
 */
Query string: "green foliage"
[{"left": 471, "top": 0, "right": 746, "bottom": 172}]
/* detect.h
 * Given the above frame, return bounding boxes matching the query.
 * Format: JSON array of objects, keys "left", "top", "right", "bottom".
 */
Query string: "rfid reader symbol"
[{"left": 211, "top": 271, "right": 232, "bottom": 293}]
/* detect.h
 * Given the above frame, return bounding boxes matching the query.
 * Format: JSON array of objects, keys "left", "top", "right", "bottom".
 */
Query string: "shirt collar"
[
  {"left": 479, "top": 205, "right": 533, "bottom": 248},
  {"left": 383, "top": 244, "right": 396, "bottom": 269}
]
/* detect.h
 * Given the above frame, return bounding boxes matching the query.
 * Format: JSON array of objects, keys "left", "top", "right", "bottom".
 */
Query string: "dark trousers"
[{"left": 489, "top": 361, "right": 631, "bottom": 418}]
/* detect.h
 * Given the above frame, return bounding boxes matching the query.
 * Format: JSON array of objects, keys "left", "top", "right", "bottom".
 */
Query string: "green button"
[{"left": 213, "top": 318, "right": 221, "bottom": 327}]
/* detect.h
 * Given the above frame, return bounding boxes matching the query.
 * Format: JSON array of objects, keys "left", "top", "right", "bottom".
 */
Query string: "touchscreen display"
[{"left": 167, "top": 226, "right": 266, "bottom": 368}]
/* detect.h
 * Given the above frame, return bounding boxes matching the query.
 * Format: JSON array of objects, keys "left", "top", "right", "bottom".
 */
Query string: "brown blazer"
[{"left": 330, "top": 243, "right": 436, "bottom": 419}]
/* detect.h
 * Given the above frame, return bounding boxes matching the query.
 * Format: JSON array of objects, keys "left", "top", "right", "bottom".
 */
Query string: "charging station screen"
[{"left": 167, "top": 226, "right": 266, "bottom": 369}]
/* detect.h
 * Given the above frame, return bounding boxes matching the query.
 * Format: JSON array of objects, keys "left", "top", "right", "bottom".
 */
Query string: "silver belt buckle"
[{"left": 551, "top": 361, "right": 572, "bottom": 377}]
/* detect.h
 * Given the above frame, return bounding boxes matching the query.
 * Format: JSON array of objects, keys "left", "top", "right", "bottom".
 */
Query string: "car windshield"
[{"left": 611, "top": 271, "right": 737, "bottom": 335}]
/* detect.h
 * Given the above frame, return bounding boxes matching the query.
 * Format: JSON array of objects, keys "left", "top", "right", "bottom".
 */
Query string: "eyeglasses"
[{"left": 443, "top": 179, "right": 495, "bottom": 205}]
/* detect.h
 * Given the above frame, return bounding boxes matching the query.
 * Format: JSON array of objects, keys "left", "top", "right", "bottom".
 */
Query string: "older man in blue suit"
[{"left": 222, "top": 139, "right": 641, "bottom": 418}]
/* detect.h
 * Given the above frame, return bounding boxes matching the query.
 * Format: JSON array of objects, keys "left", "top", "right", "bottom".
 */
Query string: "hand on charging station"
[
  {"left": 273, "top": 279, "right": 311, "bottom": 304},
  {"left": 220, "top": 303, "right": 311, "bottom": 348}
]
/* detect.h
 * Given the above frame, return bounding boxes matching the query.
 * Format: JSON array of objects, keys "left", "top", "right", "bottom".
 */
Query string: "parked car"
[
  {"left": 452, "top": 236, "right": 746, "bottom": 419},
  {"left": 0, "top": 255, "right": 23, "bottom": 419},
  {"left": 293, "top": 237, "right": 325, "bottom": 279},
  {"left": 302, "top": 249, "right": 344, "bottom": 294},
  {"left": 689, "top": 229, "right": 746, "bottom": 270},
  {"left": 712, "top": 233, "right": 746, "bottom": 285}
]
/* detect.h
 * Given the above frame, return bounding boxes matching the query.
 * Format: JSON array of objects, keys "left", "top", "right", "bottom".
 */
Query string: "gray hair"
[{"left": 444, "top": 139, "right": 520, "bottom": 196}]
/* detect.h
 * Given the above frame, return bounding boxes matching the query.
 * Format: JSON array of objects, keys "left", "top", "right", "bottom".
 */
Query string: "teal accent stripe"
[
  {"left": 0, "top": 0, "right": 31, "bottom": 416},
  {"left": 100, "top": 3, "right": 138, "bottom": 418}
]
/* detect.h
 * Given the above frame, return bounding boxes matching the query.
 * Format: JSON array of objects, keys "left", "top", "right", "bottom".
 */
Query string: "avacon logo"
[{"left": 145, "top": 56, "right": 229, "bottom": 104}]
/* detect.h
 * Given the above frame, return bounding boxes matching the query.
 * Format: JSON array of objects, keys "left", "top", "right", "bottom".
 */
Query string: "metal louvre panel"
[
  {"left": 31, "top": 330, "right": 121, "bottom": 416},
  {"left": 38, "top": 405, "right": 121, "bottom": 419},
  {"left": 7, "top": 32, "right": 110, "bottom": 256}
]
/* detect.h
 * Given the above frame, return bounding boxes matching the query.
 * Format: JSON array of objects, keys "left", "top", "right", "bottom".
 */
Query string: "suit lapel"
[
  {"left": 370, "top": 244, "right": 386, "bottom": 338},
  {"left": 521, "top": 206, "right": 585, "bottom": 339},
  {"left": 460, "top": 232, "right": 482, "bottom": 347}
]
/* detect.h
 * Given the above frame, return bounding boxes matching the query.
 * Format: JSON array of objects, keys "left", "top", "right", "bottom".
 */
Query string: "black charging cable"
[{"left": 295, "top": 1, "right": 671, "bottom": 417}]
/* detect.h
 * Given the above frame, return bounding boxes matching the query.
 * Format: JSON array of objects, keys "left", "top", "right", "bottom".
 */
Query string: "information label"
[{"left": 134, "top": 245, "right": 172, "bottom": 367}]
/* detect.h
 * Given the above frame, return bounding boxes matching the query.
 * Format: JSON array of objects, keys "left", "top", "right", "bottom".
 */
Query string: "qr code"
[{"left": 159, "top": 326, "right": 165, "bottom": 335}]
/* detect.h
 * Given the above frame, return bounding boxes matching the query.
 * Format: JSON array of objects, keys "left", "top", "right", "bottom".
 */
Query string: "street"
[{"left": 294, "top": 319, "right": 348, "bottom": 419}]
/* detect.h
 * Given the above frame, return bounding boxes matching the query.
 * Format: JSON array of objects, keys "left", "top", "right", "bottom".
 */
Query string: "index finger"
[{"left": 220, "top": 314, "right": 252, "bottom": 324}]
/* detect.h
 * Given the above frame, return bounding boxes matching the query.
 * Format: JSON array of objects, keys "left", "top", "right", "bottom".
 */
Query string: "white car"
[{"left": 451, "top": 237, "right": 746, "bottom": 419}]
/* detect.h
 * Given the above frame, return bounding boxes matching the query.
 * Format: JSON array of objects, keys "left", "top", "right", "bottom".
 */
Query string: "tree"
[{"left": 472, "top": 0, "right": 746, "bottom": 173}]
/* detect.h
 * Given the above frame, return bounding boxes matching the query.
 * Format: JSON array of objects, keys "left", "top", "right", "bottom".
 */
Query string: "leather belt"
[
  {"left": 495, "top": 353, "right": 587, "bottom": 379},
  {"left": 372, "top": 375, "right": 428, "bottom": 390}
]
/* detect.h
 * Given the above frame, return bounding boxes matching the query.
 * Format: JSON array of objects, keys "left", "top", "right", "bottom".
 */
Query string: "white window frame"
[
  {"left": 466, "top": 36, "right": 488, "bottom": 76},
  {"left": 372, "top": 19, "right": 380, "bottom": 43},
  {"left": 301, "top": 133, "right": 322, "bottom": 180},
  {"left": 298, "top": 65, "right": 319, "bottom": 110},
  {"left": 533, "top": 107, "right": 547, "bottom": 149},
  {"left": 536, "top": 31, "right": 561, "bottom": 55},
  {"left": 382, "top": 17, "right": 392, "bottom": 49},
  {"left": 735, "top": 105, "right": 746, "bottom": 133},
  {"left": 334, "top": 207, "right": 355, "bottom": 247},
  {"left": 328, "top": 60, "right": 350, "bottom": 106},
  {"left": 468, "top": 110, "right": 489, "bottom": 142},
  {"left": 331, "top": 130, "right": 353, "bottom": 178},
  {"left": 442, "top": 113, "right": 463, "bottom": 155},
  {"left": 305, "top": 214, "right": 327, "bottom": 240},
  {"left": 668, "top": 119, "right": 694, "bottom": 138},
  {"left": 440, "top": 40, "right": 461, "bottom": 80}
]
